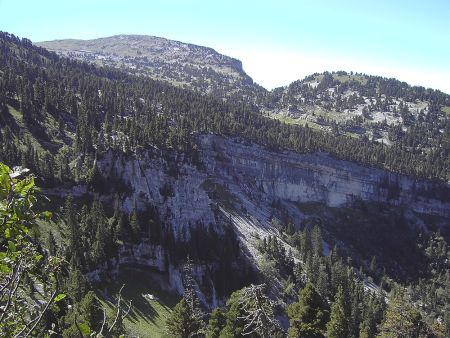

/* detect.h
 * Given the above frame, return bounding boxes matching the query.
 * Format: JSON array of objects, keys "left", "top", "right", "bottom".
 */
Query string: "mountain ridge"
[
  {"left": 1, "top": 31, "right": 450, "bottom": 336},
  {"left": 37, "top": 35, "right": 450, "bottom": 151},
  {"left": 36, "top": 34, "right": 262, "bottom": 98},
  {"left": 36, "top": 34, "right": 450, "bottom": 94}
]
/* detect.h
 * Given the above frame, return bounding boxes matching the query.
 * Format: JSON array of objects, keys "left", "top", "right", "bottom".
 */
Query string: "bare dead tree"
[
  {"left": 182, "top": 257, "right": 206, "bottom": 325},
  {"left": 96, "top": 284, "right": 132, "bottom": 337},
  {"left": 237, "top": 284, "right": 282, "bottom": 338},
  {"left": 0, "top": 242, "right": 62, "bottom": 337}
]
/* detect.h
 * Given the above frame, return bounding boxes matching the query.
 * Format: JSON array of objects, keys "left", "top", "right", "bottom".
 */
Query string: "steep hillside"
[
  {"left": 264, "top": 71, "right": 450, "bottom": 151},
  {"left": 1, "top": 32, "right": 450, "bottom": 336},
  {"left": 35, "top": 36, "right": 450, "bottom": 181},
  {"left": 36, "top": 35, "right": 450, "bottom": 152},
  {"left": 36, "top": 35, "right": 264, "bottom": 100}
]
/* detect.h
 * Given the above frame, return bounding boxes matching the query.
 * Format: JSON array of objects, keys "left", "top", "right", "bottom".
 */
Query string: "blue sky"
[{"left": 1, "top": 0, "right": 449, "bottom": 93}]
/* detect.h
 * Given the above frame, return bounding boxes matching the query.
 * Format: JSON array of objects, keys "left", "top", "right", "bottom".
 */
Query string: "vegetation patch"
[
  {"left": 296, "top": 201, "right": 326, "bottom": 214},
  {"left": 99, "top": 267, "right": 179, "bottom": 337},
  {"left": 332, "top": 73, "right": 368, "bottom": 85},
  {"left": 441, "top": 105, "right": 450, "bottom": 115},
  {"left": 200, "top": 179, "right": 239, "bottom": 208}
]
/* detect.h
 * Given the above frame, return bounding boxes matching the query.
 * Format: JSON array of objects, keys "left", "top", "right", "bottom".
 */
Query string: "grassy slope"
[
  {"left": 270, "top": 114, "right": 321, "bottom": 130},
  {"left": 37, "top": 215, "right": 178, "bottom": 337},
  {"left": 442, "top": 105, "right": 450, "bottom": 115},
  {"left": 270, "top": 114, "right": 360, "bottom": 139},
  {"left": 99, "top": 267, "right": 179, "bottom": 337},
  {"left": 7, "top": 104, "right": 72, "bottom": 153},
  {"left": 332, "top": 73, "right": 368, "bottom": 85}
]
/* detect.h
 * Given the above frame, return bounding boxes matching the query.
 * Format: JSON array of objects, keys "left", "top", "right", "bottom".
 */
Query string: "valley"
[{"left": 0, "top": 31, "right": 449, "bottom": 337}]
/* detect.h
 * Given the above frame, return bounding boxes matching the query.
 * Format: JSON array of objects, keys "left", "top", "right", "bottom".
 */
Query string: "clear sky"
[{"left": 1, "top": 0, "right": 449, "bottom": 93}]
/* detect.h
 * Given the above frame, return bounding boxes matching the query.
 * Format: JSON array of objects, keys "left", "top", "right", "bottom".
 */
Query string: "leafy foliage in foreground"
[
  {"left": 0, "top": 163, "right": 62, "bottom": 336},
  {"left": 0, "top": 163, "right": 133, "bottom": 337}
]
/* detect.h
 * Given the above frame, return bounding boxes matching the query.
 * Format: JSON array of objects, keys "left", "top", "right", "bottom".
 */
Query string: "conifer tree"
[
  {"left": 182, "top": 257, "right": 205, "bottom": 328},
  {"left": 165, "top": 258, "right": 205, "bottom": 338},
  {"left": 166, "top": 298, "right": 201, "bottom": 338},
  {"left": 91, "top": 225, "right": 106, "bottom": 266},
  {"left": 129, "top": 201, "right": 141, "bottom": 242},
  {"left": 288, "top": 282, "right": 328, "bottom": 338},
  {"left": 311, "top": 224, "right": 323, "bottom": 257},
  {"left": 46, "top": 231, "right": 57, "bottom": 256},
  {"left": 326, "top": 286, "right": 348, "bottom": 338},
  {"left": 377, "top": 288, "right": 429, "bottom": 338},
  {"left": 115, "top": 211, "right": 125, "bottom": 241},
  {"left": 67, "top": 267, "right": 87, "bottom": 302},
  {"left": 64, "top": 195, "right": 82, "bottom": 265},
  {"left": 206, "top": 308, "right": 226, "bottom": 338},
  {"left": 286, "top": 221, "right": 295, "bottom": 236},
  {"left": 79, "top": 291, "right": 103, "bottom": 333}
]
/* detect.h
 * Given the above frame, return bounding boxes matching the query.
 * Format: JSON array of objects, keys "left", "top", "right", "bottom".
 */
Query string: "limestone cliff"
[{"left": 83, "top": 135, "right": 449, "bottom": 305}]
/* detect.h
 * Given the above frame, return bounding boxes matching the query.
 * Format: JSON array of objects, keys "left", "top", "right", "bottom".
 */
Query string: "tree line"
[{"left": 0, "top": 31, "right": 449, "bottom": 183}]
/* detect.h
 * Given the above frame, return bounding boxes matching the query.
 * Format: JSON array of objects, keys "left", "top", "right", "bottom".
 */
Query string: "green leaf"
[
  {"left": 78, "top": 322, "right": 91, "bottom": 336},
  {"left": 7, "top": 241, "right": 16, "bottom": 253},
  {"left": 0, "top": 165, "right": 11, "bottom": 200},
  {"left": 41, "top": 211, "right": 52, "bottom": 220},
  {"left": 0, "top": 263, "right": 12, "bottom": 273},
  {"left": 54, "top": 293, "right": 66, "bottom": 302},
  {"left": 0, "top": 162, "right": 11, "bottom": 174},
  {"left": 14, "top": 176, "right": 35, "bottom": 196}
]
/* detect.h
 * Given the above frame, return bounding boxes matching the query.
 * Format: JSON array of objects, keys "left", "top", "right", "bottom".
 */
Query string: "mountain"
[
  {"left": 36, "top": 34, "right": 264, "bottom": 99},
  {"left": 264, "top": 71, "right": 450, "bottom": 155},
  {"left": 1, "top": 32, "right": 450, "bottom": 336},
  {"left": 37, "top": 36, "right": 450, "bottom": 181}
]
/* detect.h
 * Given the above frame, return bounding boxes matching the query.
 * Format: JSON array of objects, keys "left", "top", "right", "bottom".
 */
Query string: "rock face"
[
  {"left": 199, "top": 135, "right": 450, "bottom": 218},
  {"left": 88, "top": 135, "right": 450, "bottom": 305},
  {"left": 97, "top": 150, "right": 219, "bottom": 240},
  {"left": 85, "top": 241, "right": 217, "bottom": 306}
]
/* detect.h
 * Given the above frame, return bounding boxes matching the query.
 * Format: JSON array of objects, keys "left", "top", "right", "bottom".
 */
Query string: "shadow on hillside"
[{"left": 103, "top": 266, "right": 179, "bottom": 326}]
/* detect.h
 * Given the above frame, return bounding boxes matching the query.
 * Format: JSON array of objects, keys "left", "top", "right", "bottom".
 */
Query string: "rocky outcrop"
[
  {"left": 92, "top": 133, "right": 450, "bottom": 263},
  {"left": 86, "top": 135, "right": 450, "bottom": 306},
  {"left": 97, "top": 150, "right": 219, "bottom": 241},
  {"left": 86, "top": 241, "right": 223, "bottom": 308},
  {"left": 199, "top": 135, "right": 450, "bottom": 218}
]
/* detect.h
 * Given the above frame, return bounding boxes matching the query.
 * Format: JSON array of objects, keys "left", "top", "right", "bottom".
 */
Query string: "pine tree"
[
  {"left": 182, "top": 257, "right": 205, "bottom": 329},
  {"left": 316, "top": 263, "right": 330, "bottom": 299},
  {"left": 220, "top": 289, "right": 247, "bottom": 337},
  {"left": 91, "top": 226, "right": 106, "bottom": 266},
  {"left": 288, "top": 282, "right": 328, "bottom": 338},
  {"left": 79, "top": 291, "right": 103, "bottom": 333},
  {"left": 67, "top": 267, "right": 87, "bottom": 302},
  {"left": 64, "top": 195, "right": 82, "bottom": 266},
  {"left": 206, "top": 308, "right": 226, "bottom": 338},
  {"left": 115, "top": 211, "right": 125, "bottom": 241},
  {"left": 299, "top": 228, "right": 312, "bottom": 261},
  {"left": 377, "top": 288, "right": 429, "bottom": 338},
  {"left": 80, "top": 204, "right": 92, "bottom": 248},
  {"left": 311, "top": 224, "right": 323, "bottom": 257},
  {"left": 326, "top": 286, "right": 348, "bottom": 338},
  {"left": 46, "top": 231, "right": 57, "bottom": 256},
  {"left": 129, "top": 201, "right": 141, "bottom": 242},
  {"left": 165, "top": 298, "right": 201, "bottom": 338},
  {"left": 286, "top": 222, "right": 295, "bottom": 236},
  {"left": 112, "top": 193, "right": 122, "bottom": 221}
]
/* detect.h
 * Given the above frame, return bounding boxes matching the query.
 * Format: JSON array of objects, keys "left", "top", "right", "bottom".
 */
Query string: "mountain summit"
[{"left": 36, "top": 34, "right": 260, "bottom": 97}]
